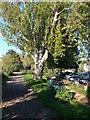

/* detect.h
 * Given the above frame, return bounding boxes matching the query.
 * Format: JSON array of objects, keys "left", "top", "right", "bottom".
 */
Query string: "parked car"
[
  {"left": 68, "top": 73, "right": 80, "bottom": 82},
  {"left": 79, "top": 73, "right": 90, "bottom": 85},
  {"left": 79, "top": 78, "right": 89, "bottom": 85},
  {"left": 66, "top": 73, "right": 79, "bottom": 81}
]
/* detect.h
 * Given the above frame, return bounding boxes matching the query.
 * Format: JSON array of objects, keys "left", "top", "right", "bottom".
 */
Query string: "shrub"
[
  {"left": 1, "top": 50, "right": 23, "bottom": 76},
  {"left": 60, "top": 87, "right": 73, "bottom": 101}
]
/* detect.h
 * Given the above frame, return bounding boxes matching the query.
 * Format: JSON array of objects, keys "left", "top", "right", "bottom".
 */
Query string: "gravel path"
[{"left": 2, "top": 72, "right": 56, "bottom": 119}]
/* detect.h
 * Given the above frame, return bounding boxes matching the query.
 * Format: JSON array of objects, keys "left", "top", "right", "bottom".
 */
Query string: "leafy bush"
[
  {"left": 60, "top": 87, "right": 73, "bottom": 101},
  {"left": 1, "top": 50, "right": 23, "bottom": 76}
]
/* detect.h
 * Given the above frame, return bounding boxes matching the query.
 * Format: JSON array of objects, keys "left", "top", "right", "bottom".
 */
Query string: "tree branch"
[
  {"left": 7, "top": 23, "right": 29, "bottom": 42},
  {"left": 53, "top": 7, "right": 72, "bottom": 27},
  {"left": 31, "top": 54, "right": 35, "bottom": 61},
  {"left": 61, "top": 25, "right": 70, "bottom": 30},
  {"left": 41, "top": 49, "right": 48, "bottom": 63},
  {"left": 19, "top": 31, "right": 29, "bottom": 42}
]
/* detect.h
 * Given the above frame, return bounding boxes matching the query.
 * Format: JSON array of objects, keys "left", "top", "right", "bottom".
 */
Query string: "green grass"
[
  {"left": 23, "top": 72, "right": 90, "bottom": 119},
  {"left": 64, "top": 80, "right": 87, "bottom": 96},
  {"left": 70, "top": 83, "right": 87, "bottom": 95}
]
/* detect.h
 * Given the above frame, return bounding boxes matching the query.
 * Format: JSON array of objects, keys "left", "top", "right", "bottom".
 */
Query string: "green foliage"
[
  {"left": 60, "top": 87, "right": 73, "bottom": 102},
  {"left": 46, "top": 52, "right": 55, "bottom": 69},
  {"left": 64, "top": 80, "right": 87, "bottom": 96},
  {"left": 78, "top": 61, "right": 88, "bottom": 72},
  {"left": 0, "top": 2, "right": 89, "bottom": 71},
  {"left": 1, "top": 50, "right": 23, "bottom": 76},
  {"left": 23, "top": 71, "right": 90, "bottom": 119},
  {"left": 70, "top": 82, "right": 87, "bottom": 95},
  {"left": 0, "top": 72, "right": 8, "bottom": 85}
]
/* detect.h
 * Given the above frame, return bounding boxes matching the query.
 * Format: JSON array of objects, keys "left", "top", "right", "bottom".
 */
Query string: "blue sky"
[
  {"left": 0, "top": 32, "right": 21, "bottom": 58},
  {"left": 0, "top": 30, "right": 21, "bottom": 60},
  {"left": 0, "top": 15, "right": 21, "bottom": 59}
]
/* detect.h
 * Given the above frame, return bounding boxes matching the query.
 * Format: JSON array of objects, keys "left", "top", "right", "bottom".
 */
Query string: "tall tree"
[
  {"left": 1, "top": 2, "right": 89, "bottom": 79},
  {"left": 1, "top": 50, "right": 23, "bottom": 76}
]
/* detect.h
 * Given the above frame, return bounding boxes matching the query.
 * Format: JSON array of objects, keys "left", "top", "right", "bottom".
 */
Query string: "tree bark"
[
  {"left": 32, "top": 49, "right": 48, "bottom": 80},
  {"left": 24, "top": 53, "right": 28, "bottom": 73}
]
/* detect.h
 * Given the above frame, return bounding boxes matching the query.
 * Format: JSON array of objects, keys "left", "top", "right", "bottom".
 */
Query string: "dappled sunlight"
[
  {"left": 23, "top": 72, "right": 90, "bottom": 119},
  {"left": 1, "top": 89, "right": 37, "bottom": 108},
  {"left": 37, "top": 90, "right": 89, "bottom": 119},
  {"left": 2, "top": 72, "right": 56, "bottom": 119}
]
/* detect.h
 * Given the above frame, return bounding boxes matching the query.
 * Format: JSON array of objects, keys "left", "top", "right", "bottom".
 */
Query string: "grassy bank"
[
  {"left": 23, "top": 71, "right": 90, "bottom": 119},
  {"left": 63, "top": 80, "right": 87, "bottom": 96}
]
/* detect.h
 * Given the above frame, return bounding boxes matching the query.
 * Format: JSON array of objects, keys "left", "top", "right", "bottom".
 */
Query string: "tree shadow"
[
  {"left": 37, "top": 89, "right": 90, "bottom": 119},
  {"left": 2, "top": 74, "right": 56, "bottom": 120},
  {"left": 2, "top": 72, "right": 90, "bottom": 120},
  {"left": 2, "top": 75, "right": 30, "bottom": 102},
  {"left": 2, "top": 95, "right": 55, "bottom": 120}
]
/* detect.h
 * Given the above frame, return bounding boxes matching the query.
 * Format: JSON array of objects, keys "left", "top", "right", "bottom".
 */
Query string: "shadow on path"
[{"left": 2, "top": 72, "right": 56, "bottom": 119}]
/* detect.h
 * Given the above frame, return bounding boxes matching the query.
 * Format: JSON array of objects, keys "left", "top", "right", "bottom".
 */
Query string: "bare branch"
[
  {"left": 61, "top": 25, "right": 70, "bottom": 30},
  {"left": 57, "top": 8, "right": 69, "bottom": 15},
  {"left": 7, "top": 23, "right": 29, "bottom": 42},
  {"left": 53, "top": 11, "right": 58, "bottom": 27},
  {"left": 41, "top": 49, "right": 48, "bottom": 63},
  {"left": 31, "top": 54, "right": 35, "bottom": 61},
  {"left": 19, "top": 31, "right": 29, "bottom": 42},
  {"left": 53, "top": 6, "right": 72, "bottom": 28}
]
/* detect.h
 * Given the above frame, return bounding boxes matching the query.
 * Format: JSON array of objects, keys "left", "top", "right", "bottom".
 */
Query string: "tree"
[
  {"left": 1, "top": 50, "right": 23, "bottom": 76},
  {"left": 1, "top": 2, "right": 89, "bottom": 79}
]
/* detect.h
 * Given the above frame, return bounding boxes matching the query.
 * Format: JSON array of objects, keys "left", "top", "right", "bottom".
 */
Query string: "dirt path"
[{"left": 1, "top": 72, "right": 56, "bottom": 119}]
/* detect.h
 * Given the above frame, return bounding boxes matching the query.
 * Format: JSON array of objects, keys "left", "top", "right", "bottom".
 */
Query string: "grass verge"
[
  {"left": 23, "top": 71, "right": 90, "bottom": 119},
  {"left": 63, "top": 80, "right": 87, "bottom": 96}
]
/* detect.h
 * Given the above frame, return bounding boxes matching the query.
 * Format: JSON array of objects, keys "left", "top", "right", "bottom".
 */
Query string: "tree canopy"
[
  {"left": 1, "top": 50, "right": 23, "bottom": 76},
  {"left": 0, "top": 1, "right": 89, "bottom": 78}
]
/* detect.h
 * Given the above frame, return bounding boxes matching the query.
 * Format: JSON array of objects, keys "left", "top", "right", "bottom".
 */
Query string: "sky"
[
  {"left": 0, "top": 12, "right": 22, "bottom": 60},
  {"left": 0, "top": 29, "right": 21, "bottom": 61},
  {"left": 0, "top": 31, "right": 21, "bottom": 58}
]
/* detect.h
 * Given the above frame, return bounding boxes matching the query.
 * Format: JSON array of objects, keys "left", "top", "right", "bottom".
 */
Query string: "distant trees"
[{"left": 1, "top": 50, "right": 23, "bottom": 76}]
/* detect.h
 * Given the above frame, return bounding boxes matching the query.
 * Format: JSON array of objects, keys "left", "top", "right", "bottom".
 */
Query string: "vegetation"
[
  {"left": 70, "top": 83, "right": 87, "bottom": 95},
  {"left": 23, "top": 72, "right": 90, "bottom": 119},
  {"left": 0, "top": 72, "right": 8, "bottom": 85},
  {"left": 1, "top": 50, "right": 23, "bottom": 76},
  {"left": 23, "top": 71, "right": 90, "bottom": 119},
  {"left": 64, "top": 80, "right": 87, "bottom": 96},
  {"left": 1, "top": 2, "right": 89, "bottom": 79},
  {"left": 0, "top": 1, "right": 89, "bottom": 119}
]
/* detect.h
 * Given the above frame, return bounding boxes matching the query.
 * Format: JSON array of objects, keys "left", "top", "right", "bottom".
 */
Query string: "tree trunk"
[
  {"left": 24, "top": 53, "right": 28, "bottom": 73},
  {"left": 32, "top": 49, "right": 48, "bottom": 80}
]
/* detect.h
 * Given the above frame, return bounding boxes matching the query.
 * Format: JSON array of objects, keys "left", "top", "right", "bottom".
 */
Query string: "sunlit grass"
[
  {"left": 23, "top": 71, "right": 90, "bottom": 119},
  {"left": 64, "top": 80, "right": 87, "bottom": 96}
]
